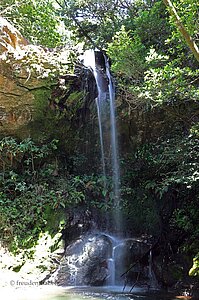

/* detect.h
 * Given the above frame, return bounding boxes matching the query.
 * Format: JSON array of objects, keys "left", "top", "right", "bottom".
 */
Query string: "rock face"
[
  {"left": 56, "top": 233, "right": 112, "bottom": 286},
  {"left": 114, "top": 238, "right": 151, "bottom": 283},
  {"left": 0, "top": 18, "right": 28, "bottom": 135},
  {"left": 0, "top": 17, "right": 28, "bottom": 52},
  {"left": 0, "top": 17, "right": 95, "bottom": 138},
  {"left": 55, "top": 232, "right": 154, "bottom": 287},
  {"left": 0, "top": 17, "right": 51, "bottom": 136}
]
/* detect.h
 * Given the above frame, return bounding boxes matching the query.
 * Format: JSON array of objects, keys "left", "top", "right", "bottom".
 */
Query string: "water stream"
[
  {"left": 103, "top": 55, "right": 122, "bottom": 234},
  {"left": 105, "top": 235, "right": 123, "bottom": 286},
  {"left": 83, "top": 50, "right": 123, "bottom": 286},
  {"left": 104, "top": 55, "right": 120, "bottom": 210},
  {"left": 1, "top": 285, "right": 177, "bottom": 300},
  {"left": 83, "top": 50, "right": 108, "bottom": 190},
  {"left": 148, "top": 250, "right": 159, "bottom": 289},
  {"left": 96, "top": 96, "right": 107, "bottom": 189},
  {"left": 83, "top": 49, "right": 122, "bottom": 233}
]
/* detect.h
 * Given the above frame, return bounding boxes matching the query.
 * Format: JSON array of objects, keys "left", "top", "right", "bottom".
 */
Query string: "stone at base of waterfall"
[
  {"left": 113, "top": 238, "right": 151, "bottom": 284},
  {"left": 55, "top": 233, "right": 112, "bottom": 286},
  {"left": 85, "top": 266, "right": 108, "bottom": 286}
]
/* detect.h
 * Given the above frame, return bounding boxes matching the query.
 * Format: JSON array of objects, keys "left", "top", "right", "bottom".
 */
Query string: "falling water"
[
  {"left": 83, "top": 50, "right": 107, "bottom": 189},
  {"left": 148, "top": 250, "right": 159, "bottom": 289},
  {"left": 83, "top": 50, "right": 122, "bottom": 283},
  {"left": 107, "top": 258, "right": 115, "bottom": 285},
  {"left": 83, "top": 49, "right": 122, "bottom": 230},
  {"left": 104, "top": 55, "right": 121, "bottom": 232},
  {"left": 148, "top": 250, "right": 153, "bottom": 283},
  {"left": 106, "top": 234, "right": 123, "bottom": 286},
  {"left": 95, "top": 95, "right": 107, "bottom": 190}
]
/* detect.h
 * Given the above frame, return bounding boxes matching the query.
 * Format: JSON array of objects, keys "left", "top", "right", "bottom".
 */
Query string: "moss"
[
  {"left": 28, "top": 87, "right": 60, "bottom": 141},
  {"left": 189, "top": 255, "right": 199, "bottom": 277},
  {"left": 44, "top": 205, "right": 66, "bottom": 236},
  {"left": 32, "top": 88, "right": 52, "bottom": 118}
]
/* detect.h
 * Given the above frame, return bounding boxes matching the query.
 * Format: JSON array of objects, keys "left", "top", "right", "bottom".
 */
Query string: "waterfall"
[
  {"left": 104, "top": 56, "right": 120, "bottom": 208},
  {"left": 103, "top": 55, "right": 121, "bottom": 233},
  {"left": 107, "top": 258, "right": 115, "bottom": 285},
  {"left": 148, "top": 249, "right": 159, "bottom": 289},
  {"left": 83, "top": 50, "right": 122, "bottom": 286},
  {"left": 106, "top": 235, "right": 120, "bottom": 286},
  {"left": 83, "top": 49, "right": 121, "bottom": 232},
  {"left": 96, "top": 97, "right": 106, "bottom": 188},
  {"left": 83, "top": 50, "right": 107, "bottom": 189}
]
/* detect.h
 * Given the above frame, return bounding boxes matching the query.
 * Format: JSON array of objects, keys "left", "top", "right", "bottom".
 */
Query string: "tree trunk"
[{"left": 163, "top": 0, "right": 199, "bottom": 63}]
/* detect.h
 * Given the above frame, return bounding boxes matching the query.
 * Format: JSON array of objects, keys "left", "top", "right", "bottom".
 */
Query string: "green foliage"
[
  {"left": 132, "top": 1, "right": 171, "bottom": 51},
  {"left": 108, "top": 44, "right": 198, "bottom": 115},
  {"left": 1, "top": 0, "right": 65, "bottom": 47},
  {"left": 56, "top": 0, "right": 128, "bottom": 47},
  {"left": 54, "top": 174, "right": 114, "bottom": 210},
  {"left": 0, "top": 137, "right": 60, "bottom": 250},
  {"left": 105, "top": 0, "right": 198, "bottom": 115},
  {"left": 120, "top": 134, "right": 199, "bottom": 235},
  {"left": 54, "top": 0, "right": 170, "bottom": 50},
  {"left": 2, "top": 44, "right": 76, "bottom": 82},
  {"left": 131, "top": 53, "right": 199, "bottom": 108},
  {"left": 142, "top": 135, "right": 199, "bottom": 196},
  {"left": 107, "top": 26, "right": 146, "bottom": 80},
  {"left": 0, "top": 137, "right": 116, "bottom": 250},
  {"left": 190, "top": 122, "right": 199, "bottom": 136}
]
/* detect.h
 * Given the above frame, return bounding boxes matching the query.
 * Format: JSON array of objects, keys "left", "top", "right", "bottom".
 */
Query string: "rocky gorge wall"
[
  {"left": 0, "top": 17, "right": 40, "bottom": 136},
  {"left": 0, "top": 17, "right": 96, "bottom": 139}
]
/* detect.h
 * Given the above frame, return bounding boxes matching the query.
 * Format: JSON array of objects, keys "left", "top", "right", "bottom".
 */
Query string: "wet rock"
[
  {"left": 62, "top": 209, "right": 97, "bottom": 248},
  {"left": 54, "top": 233, "right": 155, "bottom": 287},
  {"left": 114, "top": 238, "right": 151, "bottom": 284},
  {"left": 56, "top": 233, "right": 112, "bottom": 286}
]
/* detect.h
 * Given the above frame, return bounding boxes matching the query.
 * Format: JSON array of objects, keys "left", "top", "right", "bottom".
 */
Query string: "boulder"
[
  {"left": 56, "top": 233, "right": 112, "bottom": 286},
  {"left": 113, "top": 238, "right": 152, "bottom": 285},
  {"left": 54, "top": 233, "right": 155, "bottom": 287}
]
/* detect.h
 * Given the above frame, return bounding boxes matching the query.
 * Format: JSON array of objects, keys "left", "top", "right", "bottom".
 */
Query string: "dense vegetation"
[{"left": 0, "top": 0, "right": 199, "bottom": 280}]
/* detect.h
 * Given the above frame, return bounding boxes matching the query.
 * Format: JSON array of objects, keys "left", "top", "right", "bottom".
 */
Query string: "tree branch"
[
  {"left": 163, "top": 0, "right": 199, "bottom": 63},
  {"left": 57, "top": 0, "right": 104, "bottom": 52}
]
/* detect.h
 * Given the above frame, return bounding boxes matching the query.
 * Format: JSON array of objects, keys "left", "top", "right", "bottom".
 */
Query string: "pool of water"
[
  {"left": 1, "top": 285, "right": 178, "bottom": 300},
  {"left": 71, "top": 286, "right": 177, "bottom": 300}
]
